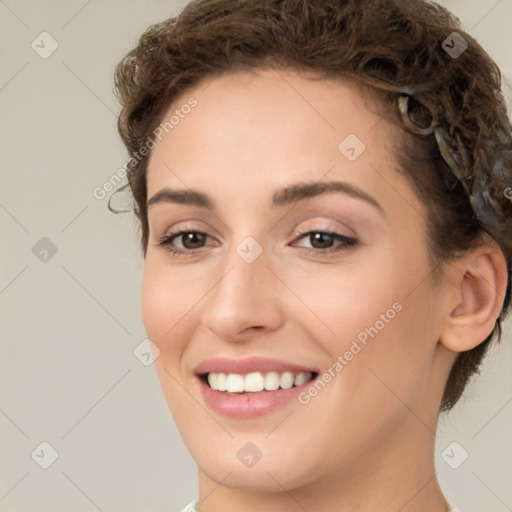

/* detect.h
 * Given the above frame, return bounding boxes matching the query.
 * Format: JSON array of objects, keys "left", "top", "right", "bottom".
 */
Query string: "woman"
[{"left": 111, "top": 0, "right": 512, "bottom": 510}]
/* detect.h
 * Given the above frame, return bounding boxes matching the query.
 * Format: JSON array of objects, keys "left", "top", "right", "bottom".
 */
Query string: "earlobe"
[{"left": 439, "top": 239, "right": 508, "bottom": 353}]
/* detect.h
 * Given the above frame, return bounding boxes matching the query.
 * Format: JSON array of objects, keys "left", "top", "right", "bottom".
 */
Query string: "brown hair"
[{"left": 113, "top": 0, "right": 512, "bottom": 411}]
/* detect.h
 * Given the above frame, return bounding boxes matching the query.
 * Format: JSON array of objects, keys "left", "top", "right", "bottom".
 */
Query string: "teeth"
[
  {"left": 245, "top": 372, "right": 264, "bottom": 392},
  {"left": 264, "top": 371, "right": 280, "bottom": 391},
  {"left": 294, "top": 372, "right": 310, "bottom": 386},
  {"left": 207, "top": 373, "right": 217, "bottom": 390},
  {"left": 217, "top": 372, "right": 227, "bottom": 391},
  {"left": 206, "top": 371, "right": 313, "bottom": 393},
  {"left": 226, "top": 373, "right": 245, "bottom": 393},
  {"left": 280, "top": 371, "right": 294, "bottom": 389}
]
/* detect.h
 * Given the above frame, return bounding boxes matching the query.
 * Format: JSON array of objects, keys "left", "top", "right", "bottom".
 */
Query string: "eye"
[
  {"left": 157, "top": 230, "right": 215, "bottom": 255},
  {"left": 292, "top": 230, "right": 358, "bottom": 255},
  {"left": 156, "top": 229, "right": 358, "bottom": 258}
]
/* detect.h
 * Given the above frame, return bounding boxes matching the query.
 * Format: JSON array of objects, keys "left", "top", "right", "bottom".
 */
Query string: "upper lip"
[{"left": 195, "top": 357, "right": 318, "bottom": 376}]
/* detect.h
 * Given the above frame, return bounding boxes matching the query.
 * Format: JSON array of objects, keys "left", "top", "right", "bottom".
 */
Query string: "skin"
[{"left": 141, "top": 69, "right": 507, "bottom": 511}]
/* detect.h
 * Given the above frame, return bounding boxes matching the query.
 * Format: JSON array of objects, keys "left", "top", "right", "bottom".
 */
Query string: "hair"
[{"left": 113, "top": 0, "right": 512, "bottom": 411}]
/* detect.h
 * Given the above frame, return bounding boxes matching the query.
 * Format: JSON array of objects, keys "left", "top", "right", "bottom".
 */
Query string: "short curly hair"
[{"left": 113, "top": 0, "right": 512, "bottom": 411}]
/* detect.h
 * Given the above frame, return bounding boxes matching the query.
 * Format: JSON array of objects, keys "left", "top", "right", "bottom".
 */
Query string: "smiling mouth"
[{"left": 200, "top": 370, "right": 318, "bottom": 394}]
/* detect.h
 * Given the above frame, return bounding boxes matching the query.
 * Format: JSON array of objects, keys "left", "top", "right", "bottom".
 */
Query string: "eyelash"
[{"left": 156, "top": 228, "right": 358, "bottom": 258}]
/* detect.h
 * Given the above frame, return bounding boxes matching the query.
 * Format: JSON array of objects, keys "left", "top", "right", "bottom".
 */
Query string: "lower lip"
[{"left": 197, "top": 376, "right": 316, "bottom": 418}]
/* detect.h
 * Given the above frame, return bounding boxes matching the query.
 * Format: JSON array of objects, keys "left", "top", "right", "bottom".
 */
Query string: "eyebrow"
[{"left": 147, "top": 180, "right": 385, "bottom": 215}]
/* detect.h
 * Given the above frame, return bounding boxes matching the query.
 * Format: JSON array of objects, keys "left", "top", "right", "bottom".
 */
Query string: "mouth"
[
  {"left": 194, "top": 356, "right": 320, "bottom": 417},
  {"left": 199, "top": 370, "right": 318, "bottom": 394}
]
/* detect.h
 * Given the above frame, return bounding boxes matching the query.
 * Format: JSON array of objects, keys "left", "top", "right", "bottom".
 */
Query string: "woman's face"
[{"left": 142, "top": 69, "right": 454, "bottom": 493}]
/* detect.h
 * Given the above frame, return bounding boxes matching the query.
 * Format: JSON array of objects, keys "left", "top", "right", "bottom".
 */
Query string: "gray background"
[{"left": 1, "top": 1, "right": 511, "bottom": 511}]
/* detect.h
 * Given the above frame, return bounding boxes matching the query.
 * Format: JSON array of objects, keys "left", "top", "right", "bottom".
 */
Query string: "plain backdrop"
[{"left": 1, "top": 1, "right": 511, "bottom": 511}]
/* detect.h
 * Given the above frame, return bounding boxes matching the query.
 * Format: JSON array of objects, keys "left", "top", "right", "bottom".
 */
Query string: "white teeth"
[
  {"left": 207, "top": 373, "right": 217, "bottom": 390},
  {"left": 206, "top": 371, "right": 314, "bottom": 393},
  {"left": 226, "top": 373, "right": 245, "bottom": 393},
  {"left": 217, "top": 372, "right": 227, "bottom": 391},
  {"left": 264, "top": 371, "right": 280, "bottom": 391},
  {"left": 279, "top": 371, "right": 294, "bottom": 389},
  {"left": 245, "top": 372, "right": 264, "bottom": 392},
  {"left": 294, "top": 372, "right": 310, "bottom": 386}
]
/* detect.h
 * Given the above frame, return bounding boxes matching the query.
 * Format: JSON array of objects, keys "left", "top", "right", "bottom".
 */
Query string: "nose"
[{"left": 201, "top": 243, "right": 285, "bottom": 343}]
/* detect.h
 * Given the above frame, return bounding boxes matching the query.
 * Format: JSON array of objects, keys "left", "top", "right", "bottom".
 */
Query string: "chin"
[{"left": 195, "top": 444, "right": 318, "bottom": 493}]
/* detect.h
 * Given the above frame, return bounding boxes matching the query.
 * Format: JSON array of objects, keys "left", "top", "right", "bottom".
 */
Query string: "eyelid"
[
  {"left": 159, "top": 220, "right": 217, "bottom": 239},
  {"left": 291, "top": 218, "right": 355, "bottom": 238}
]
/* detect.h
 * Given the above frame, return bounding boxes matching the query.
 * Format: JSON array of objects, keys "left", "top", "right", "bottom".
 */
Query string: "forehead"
[{"left": 146, "top": 69, "right": 402, "bottom": 205}]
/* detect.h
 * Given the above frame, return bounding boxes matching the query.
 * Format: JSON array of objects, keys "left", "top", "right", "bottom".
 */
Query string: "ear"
[{"left": 439, "top": 235, "right": 508, "bottom": 352}]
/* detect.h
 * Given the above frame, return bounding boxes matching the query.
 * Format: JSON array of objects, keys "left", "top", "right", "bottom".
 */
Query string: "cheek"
[
  {"left": 294, "top": 250, "right": 438, "bottom": 399},
  {"left": 141, "top": 257, "right": 208, "bottom": 381},
  {"left": 288, "top": 260, "right": 407, "bottom": 353},
  {"left": 141, "top": 259, "right": 202, "bottom": 415},
  {"left": 141, "top": 256, "right": 196, "bottom": 341}
]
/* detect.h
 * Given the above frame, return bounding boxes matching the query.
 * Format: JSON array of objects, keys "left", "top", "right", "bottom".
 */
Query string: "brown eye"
[
  {"left": 307, "top": 232, "right": 336, "bottom": 249},
  {"left": 158, "top": 231, "right": 213, "bottom": 254},
  {"left": 178, "top": 232, "right": 208, "bottom": 249},
  {"left": 293, "top": 230, "right": 358, "bottom": 255}
]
